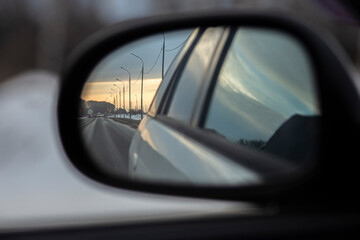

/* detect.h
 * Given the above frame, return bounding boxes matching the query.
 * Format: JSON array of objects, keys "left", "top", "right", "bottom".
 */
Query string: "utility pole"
[
  {"left": 121, "top": 67, "right": 131, "bottom": 120},
  {"left": 162, "top": 33, "right": 165, "bottom": 81},
  {"left": 131, "top": 53, "right": 144, "bottom": 120}
]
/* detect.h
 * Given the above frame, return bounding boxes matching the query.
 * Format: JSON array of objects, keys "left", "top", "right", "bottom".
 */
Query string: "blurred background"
[{"left": 0, "top": 0, "right": 360, "bottom": 84}]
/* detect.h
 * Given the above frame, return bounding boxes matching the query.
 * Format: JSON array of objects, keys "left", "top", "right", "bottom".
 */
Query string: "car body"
[{"left": 128, "top": 26, "right": 320, "bottom": 185}]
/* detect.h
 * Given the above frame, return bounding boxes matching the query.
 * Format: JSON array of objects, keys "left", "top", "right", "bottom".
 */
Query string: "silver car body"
[{"left": 129, "top": 116, "right": 262, "bottom": 185}]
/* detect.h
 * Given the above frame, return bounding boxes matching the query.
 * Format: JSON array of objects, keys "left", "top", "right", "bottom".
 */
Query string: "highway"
[{"left": 79, "top": 117, "right": 136, "bottom": 176}]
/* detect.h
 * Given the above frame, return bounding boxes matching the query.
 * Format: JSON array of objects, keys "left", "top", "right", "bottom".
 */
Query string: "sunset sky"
[
  {"left": 81, "top": 78, "right": 162, "bottom": 111},
  {"left": 81, "top": 29, "right": 193, "bottom": 112}
]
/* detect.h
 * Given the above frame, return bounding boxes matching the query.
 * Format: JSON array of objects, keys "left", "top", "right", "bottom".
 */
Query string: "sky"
[{"left": 81, "top": 29, "right": 193, "bottom": 111}]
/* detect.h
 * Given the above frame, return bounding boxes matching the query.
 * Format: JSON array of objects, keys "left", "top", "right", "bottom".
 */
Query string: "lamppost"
[
  {"left": 131, "top": 53, "right": 144, "bottom": 120},
  {"left": 105, "top": 97, "right": 109, "bottom": 115},
  {"left": 111, "top": 89, "right": 117, "bottom": 117},
  {"left": 121, "top": 67, "right": 131, "bottom": 120},
  {"left": 109, "top": 92, "right": 115, "bottom": 114},
  {"left": 113, "top": 84, "right": 122, "bottom": 118},
  {"left": 116, "top": 79, "right": 126, "bottom": 115},
  {"left": 135, "top": 94, "right": 138, "bottom": 113}
]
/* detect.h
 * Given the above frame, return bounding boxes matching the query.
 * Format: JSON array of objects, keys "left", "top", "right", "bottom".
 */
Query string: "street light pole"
[
  {"left": 123, "top": 86, "right": 126, "bottom": 118},
  {"left": 116, "top": 79, "right": 126, "bottom": 118},
  {"left": 131, "top": 53, "right": 144, "bottom": 120},
  {"left": 111, "top": 89, "right": 117, "bottom": 117},
  {"left": 107, "top": 93, "right": 113, "bottom": 114},
  {"left": 113, "top": 84, "right": 121, "bottom": 118},
  {"left": 109, "top": 92, "right": 115, "bottom": 114},
  {"left": 121, "top": 67, "right": 131, "bottom": 120},
  {"left": 105, "top": 97, "right": 109, "bottom": 115},
  {"left": 135, "top": 94, "right": 138, "bottom": 113}
]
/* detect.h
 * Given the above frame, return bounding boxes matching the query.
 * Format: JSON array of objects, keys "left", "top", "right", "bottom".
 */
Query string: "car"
[{"left": 128, "top": 26, "right": 321, "bottom": 184}]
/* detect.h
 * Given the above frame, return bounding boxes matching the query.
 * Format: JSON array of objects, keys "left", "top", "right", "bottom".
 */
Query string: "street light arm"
[
  {"left": 131, "top": 53, "right": 144, "bottom": 67},
  {"left": 121, "top": 67, "right": 131, "bottom": 80}
]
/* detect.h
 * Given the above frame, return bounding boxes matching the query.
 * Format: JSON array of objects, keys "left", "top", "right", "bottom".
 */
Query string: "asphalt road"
[{"left": 79, "top": 117, "right": 136, "bottom": 176}]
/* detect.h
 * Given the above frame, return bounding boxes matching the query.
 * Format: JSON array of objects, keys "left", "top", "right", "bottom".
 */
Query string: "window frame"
[
  {"left": 160, "top": 26, "right": 231, "bottom": 124},
  {"left": 197, "top": 27, "right": 237, "bottom": 127}
]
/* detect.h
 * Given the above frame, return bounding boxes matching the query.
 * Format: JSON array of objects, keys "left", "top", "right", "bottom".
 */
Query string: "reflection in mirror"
[
  {"left": 79, "top": 27, "right": 320, "bottom": 187},
  {"left": 203, "top": 28, "right": 320, "bottom": 164},
  {"left": 79, "top": 29, "right": 193, "bottom": 176}
]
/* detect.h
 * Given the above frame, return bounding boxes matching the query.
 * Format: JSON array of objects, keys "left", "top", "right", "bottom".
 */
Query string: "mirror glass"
[{"left": 79, "top": 27, "right": 320, "bottom": 187}]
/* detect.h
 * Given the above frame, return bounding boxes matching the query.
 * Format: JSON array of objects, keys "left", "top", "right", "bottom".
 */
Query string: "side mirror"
[{"left": 58, "top": 11, "right": 360, "bottom": 201}]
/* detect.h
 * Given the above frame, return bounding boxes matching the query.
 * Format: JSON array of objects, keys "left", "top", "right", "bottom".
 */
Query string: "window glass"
[
  {"left": 167, "top": 27, "right": 224, "bottom": 123},
  {"left": 204, "top": 28, "right": 320, "bottom": 155}
]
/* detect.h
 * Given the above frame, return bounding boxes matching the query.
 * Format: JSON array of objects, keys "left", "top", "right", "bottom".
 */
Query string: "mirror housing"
[{"left": 58, "top": 11, "right": 360, "bottom": 202}]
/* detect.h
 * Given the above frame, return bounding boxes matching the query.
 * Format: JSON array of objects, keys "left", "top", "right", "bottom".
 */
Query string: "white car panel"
[{"left": 129, "top": 116, "right": 262, "bottom": 185}]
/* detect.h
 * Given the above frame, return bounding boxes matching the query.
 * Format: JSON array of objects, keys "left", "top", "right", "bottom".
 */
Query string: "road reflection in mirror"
[
  {"left": 79, "top": 27, "right": 321, "bottom": 187},
  {"left": 79, "top": 29, "right": 193, "bottom": 176}
]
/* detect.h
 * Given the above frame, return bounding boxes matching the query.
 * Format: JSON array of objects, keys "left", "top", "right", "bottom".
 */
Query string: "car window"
[
  {"left": 203, "top": 28, "right": 320, "bottom": 159},
  {"left": 167, "top": 27, "right": 225, "bottom": 123}
]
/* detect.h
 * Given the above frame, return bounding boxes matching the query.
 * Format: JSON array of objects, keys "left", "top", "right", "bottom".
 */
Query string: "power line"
[
  {"left": 165, "top": 36, "right": 189, "bottom": 51},
  {"left": 133, "top": 36, "right": 188, "bottom": 77},
  {"left": 144, "top": 47, "right": 162, "bottom": 74},
  {"left": 136, "top": 69, "right": 142, "bottom": 80},
  {"left": 132, "top": 70, "right": 142, "bottom": 85}
]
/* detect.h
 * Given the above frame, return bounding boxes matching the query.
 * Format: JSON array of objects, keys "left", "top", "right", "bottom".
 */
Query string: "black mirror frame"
[{"left": 58, "top": 10, "right": 360, "bottom": 203}]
